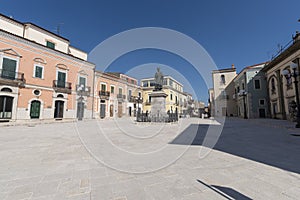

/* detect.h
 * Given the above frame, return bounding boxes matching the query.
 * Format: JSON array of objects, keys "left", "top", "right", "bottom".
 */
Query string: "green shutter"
[
  {"left": 2, "top": 58, "right": 17, "bottom": 80},
  {"left": 35, "top": 66, "right": 43, "bottom": 78},
  {"left": 79, "top": 77, "right": 86, "bottom": 87}
]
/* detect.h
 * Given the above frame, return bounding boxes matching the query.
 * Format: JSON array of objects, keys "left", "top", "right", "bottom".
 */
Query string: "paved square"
[{"left": 0, "top": 118, "right": 300, "bottom": 199}]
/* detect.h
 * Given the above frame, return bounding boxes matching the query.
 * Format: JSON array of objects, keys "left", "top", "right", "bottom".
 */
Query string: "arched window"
[
  {"left": 1, "top": 88, "right": 12, "bottom": 92},
  {"left": 220, "top": 75, "right": 225, "bottom": 84},
  {"left": 57, "top": 94, "right": 64, "bottom": 98},
  {"left": 271, "top": 78, "right": 276, "bottom": 94}
]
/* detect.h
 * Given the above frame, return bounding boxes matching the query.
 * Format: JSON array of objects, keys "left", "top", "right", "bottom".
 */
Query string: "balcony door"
[
  {"left": 57, "top": 71, "right": 66, "bottom": 88},
  {"left": 0, "top": 96, "right": 13, "bottom": 119},
  {"left": 2, "top": 58, "right": 17, "bottom": 80}
]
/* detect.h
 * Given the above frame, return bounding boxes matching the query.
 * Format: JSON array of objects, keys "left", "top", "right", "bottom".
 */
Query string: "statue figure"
[{"left": 154, "top": 67, "right": 164, "bottom": 91}]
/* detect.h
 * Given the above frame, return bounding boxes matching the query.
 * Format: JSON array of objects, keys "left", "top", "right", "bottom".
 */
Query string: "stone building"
[
  {"left": 262, "top": 32, "right": 300, "bottom": 121},
  {"left": 233, "top": 62, "right": 269, "bottom": 118},
  {"left": 211, "top": 65, "right": 237, "bottom": 117}
]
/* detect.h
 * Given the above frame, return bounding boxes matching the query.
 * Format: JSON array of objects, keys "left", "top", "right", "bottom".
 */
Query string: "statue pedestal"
[{"left": 149, "top": 91, "right": 168, "bottom": 122}]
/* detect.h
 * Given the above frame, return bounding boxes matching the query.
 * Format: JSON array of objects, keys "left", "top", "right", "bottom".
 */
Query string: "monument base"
[{"left": 149, "top": 91, "right": 168, "bottom": 122}]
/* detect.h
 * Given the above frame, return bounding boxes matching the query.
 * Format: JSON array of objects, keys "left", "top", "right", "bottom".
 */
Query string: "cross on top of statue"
[{"left": 154, "top": 67, "right": 164, "bottom": 91}]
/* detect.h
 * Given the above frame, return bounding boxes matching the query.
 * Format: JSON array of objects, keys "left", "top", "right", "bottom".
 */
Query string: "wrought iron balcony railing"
[
  {"left": 117, "top": 94, "right": 126, "bottom": 99},
  {"left": 0, "top": 69, "right": 25, "bottom": 87},
  {"left": 76, "top": 85, "right": 91, "bottom": 96},
  {"left": 53, "top": 80, "right": 72, "bottom": 94},
  {"left": 99, "top": 91, "right": 110, "bottom": 99}
]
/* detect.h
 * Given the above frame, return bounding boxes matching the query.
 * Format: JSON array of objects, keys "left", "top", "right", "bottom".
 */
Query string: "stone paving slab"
[{"left": 0, "top": 118, "right": 300, "bottom": 199}]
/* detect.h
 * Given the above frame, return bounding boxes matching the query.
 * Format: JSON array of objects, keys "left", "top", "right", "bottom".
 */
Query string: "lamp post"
[
  {"left": 135, "top": 96, "right": 142, "bottom": 121},
  {"left": 239, "top": 90, "right": 248, "bottom": 119},
  {"left": 282, "top": 59, "right": 300, "bottom": 128}
]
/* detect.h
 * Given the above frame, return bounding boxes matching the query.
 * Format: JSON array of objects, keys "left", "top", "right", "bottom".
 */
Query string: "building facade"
[
  {"left": 233, "top": 63, "right": 269, "bottom": 118},
  {"left": 94, "top": 72, "right": 141, "bottom": 119},
  {"left": 0, "top": 14, "right": 95, "bottom": 122},
  {"left": 262, "top": 32, "right": 300, "bottom": 121},
  {"left": 211, "top": 66, "right": 237, "bottom": 117}
]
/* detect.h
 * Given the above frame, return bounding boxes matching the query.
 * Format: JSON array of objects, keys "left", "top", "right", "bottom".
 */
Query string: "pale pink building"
[{"left": 0, "top": 14, "right": 95, "bottom": 121}]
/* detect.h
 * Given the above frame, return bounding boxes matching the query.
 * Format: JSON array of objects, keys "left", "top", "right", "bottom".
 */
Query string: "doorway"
[
  {"left": 54, "top": 100, "right": 64, "bottom": 118},
  {"left": 259, "top": 108, "right": 266, "bottom": 118},
  {"left": 118, "top": 102, "right": 122, "bottom": 118},
  {"left": 110, "top": 104, "right": 114, "bottom": 117},
  {"left": 77, "top": 101, "right": 84, "bottom": 120},
  {"left": 30, "top": 100, "right": 41, "bottom": 119},
  {"left": 0, "top": 96, "right": 13, "bottom": 119}
]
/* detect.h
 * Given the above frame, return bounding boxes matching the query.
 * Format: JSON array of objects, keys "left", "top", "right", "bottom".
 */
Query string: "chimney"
[{"left": 231, "top": 64, "right": 235, "bottom": 69}]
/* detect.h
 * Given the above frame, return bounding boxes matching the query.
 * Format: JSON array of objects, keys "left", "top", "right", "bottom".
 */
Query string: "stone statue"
[{"left": 154, "top": 67, "right": 164, "bottom": 91}]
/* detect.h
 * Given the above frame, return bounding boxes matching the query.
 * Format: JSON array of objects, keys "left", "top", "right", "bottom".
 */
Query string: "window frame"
[
  {"left": 254, "top": 79, "right": 261, "bottom": 90},
  {"left": 33, "top": 64, "right": 44, "bottom": 79},
  {"left": 0, "top": 55, "right": 19, "bottom": 79},
  {"left": 78, "top": 76, "right": 87, "bottom": 87},
  {"left": 110, "top": 85, "right": 115, "bottom": 94},
  {"left": 46, "top": 41, "right": 56, "bottom": 49}
]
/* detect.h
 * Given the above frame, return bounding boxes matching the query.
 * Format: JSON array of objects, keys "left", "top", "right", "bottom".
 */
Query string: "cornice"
[{"left": 0, "top": 30, "right": 95, "bottom": 69}]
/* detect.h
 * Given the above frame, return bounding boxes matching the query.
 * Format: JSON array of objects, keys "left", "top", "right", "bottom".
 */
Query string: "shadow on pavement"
[
  {"left": 170, "top": 119, "right": 300, "bottom": 174},
  {"left": 197, "top": 179, "right": 252, "bottom": 200}
]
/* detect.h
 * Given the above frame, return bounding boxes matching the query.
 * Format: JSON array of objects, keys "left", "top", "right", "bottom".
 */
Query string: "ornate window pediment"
[
  {"left": 78, "top": 70, "right": 88, "bottom": 76},
  {"left": 33, "top": 58, "right": 47, "bottom": 64},
  {"left": 0, "top": 48, "right": 22, "bottom": 58},
  {"left": 56, "top": 63, "right": 69, "bottom": 70}
]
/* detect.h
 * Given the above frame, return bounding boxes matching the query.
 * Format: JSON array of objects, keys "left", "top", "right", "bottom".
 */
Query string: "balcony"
[
  {"left": 76, "top": 85, "right": 91, "bottom": 96},
  {"left": 117, "top": 94, "right": 126, "bottom": 100},
  {"left": 128, "top": 95, "right": 135, "bottom": 102},
  {"left": 0, "top": 69, "right": 25, "bottom": 87},
  {"left": 99, "top": 91, "right": 110, "bottom": 100},
  {"left": 53, "top": 80, "right": 72, "bottom": 94}
]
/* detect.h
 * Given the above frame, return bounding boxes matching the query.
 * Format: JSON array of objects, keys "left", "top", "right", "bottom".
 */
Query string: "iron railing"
[
  {"left": 0, "top": 69, "right": 25, "bottom": 82},
  {"left": 76, "top": 85, "right": 91, "bottom": 96},
  {"left": 53, "top": 80, "right": 72, "bottom": 89}
]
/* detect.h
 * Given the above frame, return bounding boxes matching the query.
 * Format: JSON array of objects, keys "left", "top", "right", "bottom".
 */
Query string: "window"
[
  {"left": 57, "top": 71, "right": 66, "bottom": 88},
  {"left": 119, "top": 88, "right": 122, "bottom": 95},
  {"left": 46, "top": 41, "right": 55, "bottom": 49},
  {"left": 259, "top": 99, "right": 265, "bottom": 106},
  {"left": 150, "top": 80, "right": 155, "bottom": 87},
  {"left": 169, "top": 80, "right": 173, "bottom": 87},
  {"left": 170, "top": 94, "right": 173, "bottom": 101},
  {"left": 128, "top": 90, "right": 132, "bottom": 98},
  {"left": 220, "top": 75, "right": 225, "bottom": 84},
  {"left": 34, "top": 65, "right": 44, "bottom": 79},
  {"left": 142, "top": 81, "right": 148, "bottom": 87},
  {"left": 271, "top": 78, "right": 276, "bottom": 94},
  {"left": 101, "top": 84, "right": 106, "bottom": 91},
  {"left": 110, "top": 86, "right": 115, "bottom": 94},
  {"left": 138, "top": 92, "right": 141, "bottom": 97},
  {"left": 242, "top": 83, "right": 245, "bottom": 90},
  {"left": 2, "top": 57, "right": 17, "bottom": 80},
  {"left": 254, "top": 79, "right": 261, "bottom": 89},
  {"left": 131, "top": 80, "right": 135, "bottom": 84},
  {"left": 79, "top": 77, "right": 86, "bottom": 87}
]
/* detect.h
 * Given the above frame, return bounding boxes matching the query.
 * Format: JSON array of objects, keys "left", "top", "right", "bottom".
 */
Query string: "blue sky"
[{"left": 1, "top": 0, "right": 300, "bottom": 102}]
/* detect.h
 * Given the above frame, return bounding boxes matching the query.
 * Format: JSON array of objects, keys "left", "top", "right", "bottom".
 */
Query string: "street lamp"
[
  {"left": 77, "top": 84, "right": 89, "bottom": 121},
  {"left": 282, "top": 60, "right": 300, "bottom": 128},
  {"left": 239, "top": 89, "right": 248, "bottom": 119},
  {"left": 135, "top": 96, "right": 142, "bottom": 121}
]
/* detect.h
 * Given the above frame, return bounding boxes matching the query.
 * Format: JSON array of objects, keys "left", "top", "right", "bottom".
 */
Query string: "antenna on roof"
[{"left": 56, "top": 23, "right": 64, "bottom": 35}]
